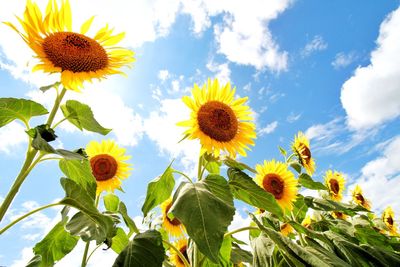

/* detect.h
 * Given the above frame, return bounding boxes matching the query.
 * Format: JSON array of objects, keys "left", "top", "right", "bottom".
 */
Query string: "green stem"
[
  {"left": 85, "top": 244, "right": 102, "bottom": 265},
  {"left": 290, "top": 211, "right": 306, "bottom": 246},
  {"left": 163, "top": 239, "right": 190, "bottom": 267},
  {"left": 286, "top": 153, "right": 296, "bottom": 164},
  {"left": 47, "top": 87, "right": 67, "bottom": 127},
  {"left": 197, "top": 155, "right": 204, "bottom": 181},
  {"left": 172, "top": 170, "right": 194, "bottom": 184},
  {"left": 52, "top": 116, "right": 68, "bottom": 129},
  {"left": 193, "top": 242, "right": 199, "bottom": 267},
  {"left": 224, "top": 226, "right": 259, "bottom": 237},
  {"left": 82, "top": 195, "right": 100, "bottom": 267},
  {"left": 0, "top": 203, "right": 59, "bottom": 234}
]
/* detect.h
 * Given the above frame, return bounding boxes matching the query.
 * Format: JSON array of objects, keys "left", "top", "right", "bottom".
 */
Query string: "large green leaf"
[
  {"left": 142, "top": 162, "right": 175, "bottom": 217},
  {"left": 61, "top": 100, "right": 111, "bottom": 135},
  {"left": 0, "top": 98, "right": 48, "bottom": 127},
  {"left": 170, "top": 175, "right": 235, "bottom": 263},
  {"left": 59, "top": 178, "right": 114, "bottom": 244},
  {"left": 230, "top": 243, "right": 253, "bottom": 264},
  {"left": 227, "top": 168, "right": 283, "bottom": 217},
  {"left": 113, "top": 230, "right": 164, "bottom": 267},
  {"left": 251, "top": 233, "right": 275, "bottom": 267},
  {"left": 203, "top": 236, "right": 232, "bottom": 267},
  {"left": 32, "top": 220, "right": 79, "bottom": 266},
  {"left": 304, "top": 238, "right": 351, "bottom": 267},
  {"left": 304, "top": 196, "right": 369, "bottom": 215},
  {"left": 298, "top": 173, "right": 327, "bottom": 190},
  {"left": 111, "top": 227, "right": 129, "bottom": 254},
  {"left": 59, "top": 159, "right": 96, "bottom": 199}
]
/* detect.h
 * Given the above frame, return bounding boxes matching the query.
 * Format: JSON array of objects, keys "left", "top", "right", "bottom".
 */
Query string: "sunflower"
[
  {"left": 301, "top": 215, "right": 312, "bottom": 228},
  {"left": 161, "top": 198, "right": 185, "bottom": 237},
  {"left": 351, "top": 185, "right": 371, "bottom": 210},
  {"left": 86, "top": 140, "right": 131, "bottom": 195},
  {"left": 255, "top": 160, "right": 298, "bottom": 212},
  {"left": 324, "top": 170, "right": 345, "bottom": 201},
  {"left": 170, "top": 239, "right": 189, "bottom": 267},
  {"left": 177, "top": 78, "right": 256, "bottom": 158},
  {"left": 5, "top": 0, "right": 134, "bottom": 92},
  {"left": 332, "top": 211, "right": 348, "bottom": 220},
  {"left": 280, "top": 223, "right": 294, "bottom": 237},
  {"left": 382, "top": 206, "right": 398, "bottom": 236},
  {"left": 292, "top": 131, "right": 316, "bottom": 175}
]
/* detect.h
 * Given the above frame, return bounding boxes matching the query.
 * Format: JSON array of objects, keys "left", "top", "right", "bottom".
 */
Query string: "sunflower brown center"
[
  {"left": 90, "top": 154, "right": 118, "bottom": 181},
  {"left": 42, "top": 32, "right": 108, "bottom": 73},
  {"left": 166, "top": 203, "right": 181, "bottom": 226},
  {"left": 329, "top": 179, "right": 340, "bottom": 195},
  {"left": 355, "top": 193, "right": 365, "bottom": 204},
  {"left": 263, "top": 174, "right": 284, "bottom": 200},
  {"left": 178, "top": 245, "right": 188, "bottom": 264},
  {"left": 197, "top": 101, "right": 238, "bottom": 142},
  {"left": 299, "top": 143, "right": 311, "bottom": 163},
  {"left": 387, "top": 216, "right": 394, "bottom": 226}
]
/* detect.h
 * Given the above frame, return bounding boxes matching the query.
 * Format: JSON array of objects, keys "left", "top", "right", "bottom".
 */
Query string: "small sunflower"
[
  {"left": 301, "top": 215, "right": 312, "bottom": 228},
  {"left": 280, "top": 223, "right": 294, "bottom": 237},
  {"left": 170, "top": 239, "right": 189, "bottom": 267},
  {"left": 177, "top": 78, "right": 256, "bottom": 158},
  {"left": 351, "top": 185, "right": 371, "bottom": 210},
  {"left": 332, "top": 211, "right": 348, "bottom": 220},
  {"left": 86, "top": 140, "right": 131, "bottom": 195},
  {"left": 292, "top": 131, "right": 316, "bottom": 175},
  {"left": 382, "top": 206, "right": 398, "bottom": 236},
  {"left": 324, "top": 170, "right": 345, "bottom": 201},
  {"left": 5, "top": 0, "right": 134, "bottom": 92},
  {"left": 255, "top": 160, "right": 298, "bottom": 211},
  {"left": 161, "top": 198, "right": 185, "bottom": 237}
]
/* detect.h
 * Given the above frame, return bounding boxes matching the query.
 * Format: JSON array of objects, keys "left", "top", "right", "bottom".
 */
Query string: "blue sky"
[{"left": 1, "top": 0, "right": 400, "bottom": 265}]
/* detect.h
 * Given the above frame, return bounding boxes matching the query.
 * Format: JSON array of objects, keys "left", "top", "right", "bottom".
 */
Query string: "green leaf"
[
  {"left": 304, "top": 196, "right": 369, "bottom": 215},
  {"left": 142, "top": 162, "right": 175, "bottom": 217},
  {"left": 292, "top": 195, "right": 308, "bottom": 223},
  {"left": 289, "top": 161, "right": 302, "bottom": 173},
  {"left": 279, "top": 146, "right": 287, "bottom": 157},
  {"left": 230, "top": 243, "right": 253, "bottom": 264},
  {"left": 111, "top": 227, "right": 129, "bottom": 254},
  {"left": 59, "top": 178, "right": 114, "bottom": 244},
  {"left": 227, "top": 168, "right": 283, "bottom": 218},
  {"left": 0, "top": 98, "right": 48, "bottom": 127},
  {"left": 113, "top": 230, "right": 165, "bottom": 267},
  {"left": 251, "top": 233, "right": 275, "bottom": 267},
  {"left": 39, "top": 82, "right": 60, "bottom": 92},
  {"left": 203, "top": 236, "right": 232, "bottom": 267},
  {"left": 203, "top": 153, "right": 221, "bottom": 174},
  {"left": 61, "top": 100, "right": 111, "bottom": 135},
  {"left": 170, "top": 175, "right": 235, "bottom": 263},
  {"left": 119, "top": 201, "right": 139, "bottom": 236},
  {"left": 104, "top": 194, "right": 120, "bottom": 212},
  {"left": 223, "top": 157, "right": 256, "bottom": 173},
  {"left": 59, "top": 159, "right": 96, "bottom": 199},
  {"left": 32, "top": 220, "right": 79, "bottom": 266},
  {"left": 298, "top": 173, "right": 327, "bottom": 190},
  {"left": 26, "top": 255, "right": 41, "bottom": 267}
]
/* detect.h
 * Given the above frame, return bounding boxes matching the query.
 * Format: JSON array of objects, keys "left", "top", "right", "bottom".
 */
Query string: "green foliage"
[
  {"left": 111, "top": 228, "right": 129, "bottom": 254},
  {"left": 251, "top": 233, "right": 275, "bottom": 267},
  {"left": 230, "top": 243, "right": 253, "bottom": 265},
  {"left": 298, "top": 173, "right": 327, "bottom": 190},
  {"left": 227, "top": 168, "right": 283, "bottom": 217},
  {"left": 202, "top": 236, "right": 232, "bottom": 267},
  {"left": 304, "top": 196, "right": 369, "bottom": 215},
  {"left": 113, "top": 230, "right": 165, "bottom": 267},
  {"left": 104, "top": 194, "right": 120, "bottom": 212},
  {"left": 142, "top": 162, "right": 175, "bottom": 217},
  {"left": 61, "top": 100, "right": 111, "bottom": 135},
  {"left": 0, "top": 98, "right": 48, "bottom": 127},
  {"left": 170, "top": 174, "right": 235, "bottom": 263}
]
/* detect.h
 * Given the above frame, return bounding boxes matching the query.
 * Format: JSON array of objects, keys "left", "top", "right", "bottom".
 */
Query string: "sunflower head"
[
  {"left": 170, "top": 239, "right": 189, "bottom": 267},
  {"left": 5, "top": 0, "right": 134, "bottom": 92},
  {"left": 351, "top": 185, "right": 371, "bottom": 210},
  {"left": 255, "top": 160, "right": 298, "bottom": 212},
  {"left": 324, "top": 170, "right": 345, "bottom": 201},
  {"left": 86, "top": 140, "right": 131, "bottom": 195},
  {"left": 301, "top": 215, "right": 312, "bottom": 228},
  {"left": 280, "top": 223, "right": 294, "bottom": 237},
  {"left": 382, "top": 206, "right": 398, "bottom": 236},
  {"left": 332, "top": 211, "right": 348, "bottom": 220},
  {"left": 292, "top": 131, "right": 316, "bottom": 175},
  {"left": 177, "top": 78, "right": 256, "bottom": 158},
  {"left": 161, "top": 198, "right": 185, "bottom": 237}
]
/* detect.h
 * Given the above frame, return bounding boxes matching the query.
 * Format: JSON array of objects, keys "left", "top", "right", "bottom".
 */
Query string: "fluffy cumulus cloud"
[
  {"left": 348, "top": 135, "right": 400, "bottom": 216},
  {"left": 0, "top": 122, "right": 27, "bottom": 154},
  {"left": 206, "top": 60, "right": 231, "bottom": 84},
  {"left": 341, "top": 7, "right": 400, "bottom": 130}
]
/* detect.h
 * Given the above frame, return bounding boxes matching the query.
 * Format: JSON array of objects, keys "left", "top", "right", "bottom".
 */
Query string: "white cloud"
[
  {"left": 0, "top": 122, "right": 27, "bottom": 154},
  {"left": 286, "top": 112, "right": 301, "bottom": 123},
  {"left": 331, "top": 51, "right": 357, "bottom": 69},
  {"left": 158, "top": 70, "right": 170, "bottom": 82},
  {"left": 206, "top": 60, "right": 231, "bottom": 84},
  {"left": 341, "top": 7, "right": 400, "bottom": 130},
  {"left": 349, "top": 135, "right": 400, "bottom": 217},
  {"left": 243, "top": 83, "right": 251, "bottom": 92},
  {"left": 228, "top": 211, "right": 252, "bottom": 245},
  {"left": 258, "top": 121, "right": 278, "bottom": 136},
  {"left": 301, "top": 35, "right": 328, "bottom": 57}
]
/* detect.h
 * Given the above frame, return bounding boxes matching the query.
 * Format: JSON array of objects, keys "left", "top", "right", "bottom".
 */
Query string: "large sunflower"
[
  {"left": 170, "top": 239, "right": 189, "bottom": 267},
  {"left": 351, "top": 185, "right": 371, "bottom": 210},
  {"left": 255, "top": 160, "right": 298, "bottom": 211},
  {"left": 292, "top": 131, "right": 316, "bottom": 175},
  {"left": 5, "top": 0, "right": 134, "bottom": 92},
  {"left": 280, "top": 223, "right": 294, "bottom": 237},
  {"left": 382, "top": 206, "right": 398, "bottom": 236},
  {"left": 324, "top": 170, "right": 345, "bottom": 201},
  {"left": 86, "top": 140, "right": 131, "bottom": 195},
  {"left": 161, "top": 198, "right": 185, "bottom": 237},
  {"left": 178, "top": 78, "right": 256, "bottom": 158}
]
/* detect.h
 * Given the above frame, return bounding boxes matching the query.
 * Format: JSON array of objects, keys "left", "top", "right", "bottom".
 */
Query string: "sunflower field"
[{"left": 0, "top": 0, "right": 399, "bottom": 267}]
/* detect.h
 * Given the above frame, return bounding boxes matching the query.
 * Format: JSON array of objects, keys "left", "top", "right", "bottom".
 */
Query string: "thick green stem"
[
  {"left": 81, "top": 243, "right": 90, "bottom": 267},
  {"left": 0, "top": 203, "right": 59, "bottom": 234},
  {"left": 224, "top": 226, "right": 259, "bottom": 237},
  {"left": 163, "top": 239, "right": 190, "bottom": 267},
  {"left": 47, "top": 87, "right": 67, "bottom": 126}
]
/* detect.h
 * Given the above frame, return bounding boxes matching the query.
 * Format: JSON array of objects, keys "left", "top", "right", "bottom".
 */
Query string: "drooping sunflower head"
[
  {"left": 301, "top": 215, "right": 312, "bottom": 228},
  {"left": 324, "top": 170, "right": 345, "bottom": 201},
  {"left": 280, "top": 223, "right": 294, "bottom": 237},
  {"left": 5, "top": 0, "right": 134, "bottom": 92},
  {"left": 170, "top": 238, "right": 189, "bottom": 267},
  {"left": 255, "top": 160, "right": 298, "bottom": 212},
  {"left": 351, "top": 185, "right": 371, "bottom": 210},
  {"left": 382, "top": 206, "right": 398, "bottom": 236},
  {"left": 86, "top": 140, "right": 131, "bottom": 195},
  {"left": 292, "top": 131, "right": 316, "bottom": 175},
  {"left": 177, "top": 78, "right": 256, "bottom": 158},
  {"left": 161, "top": 198, "right": 185, "bottom": 237}
]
